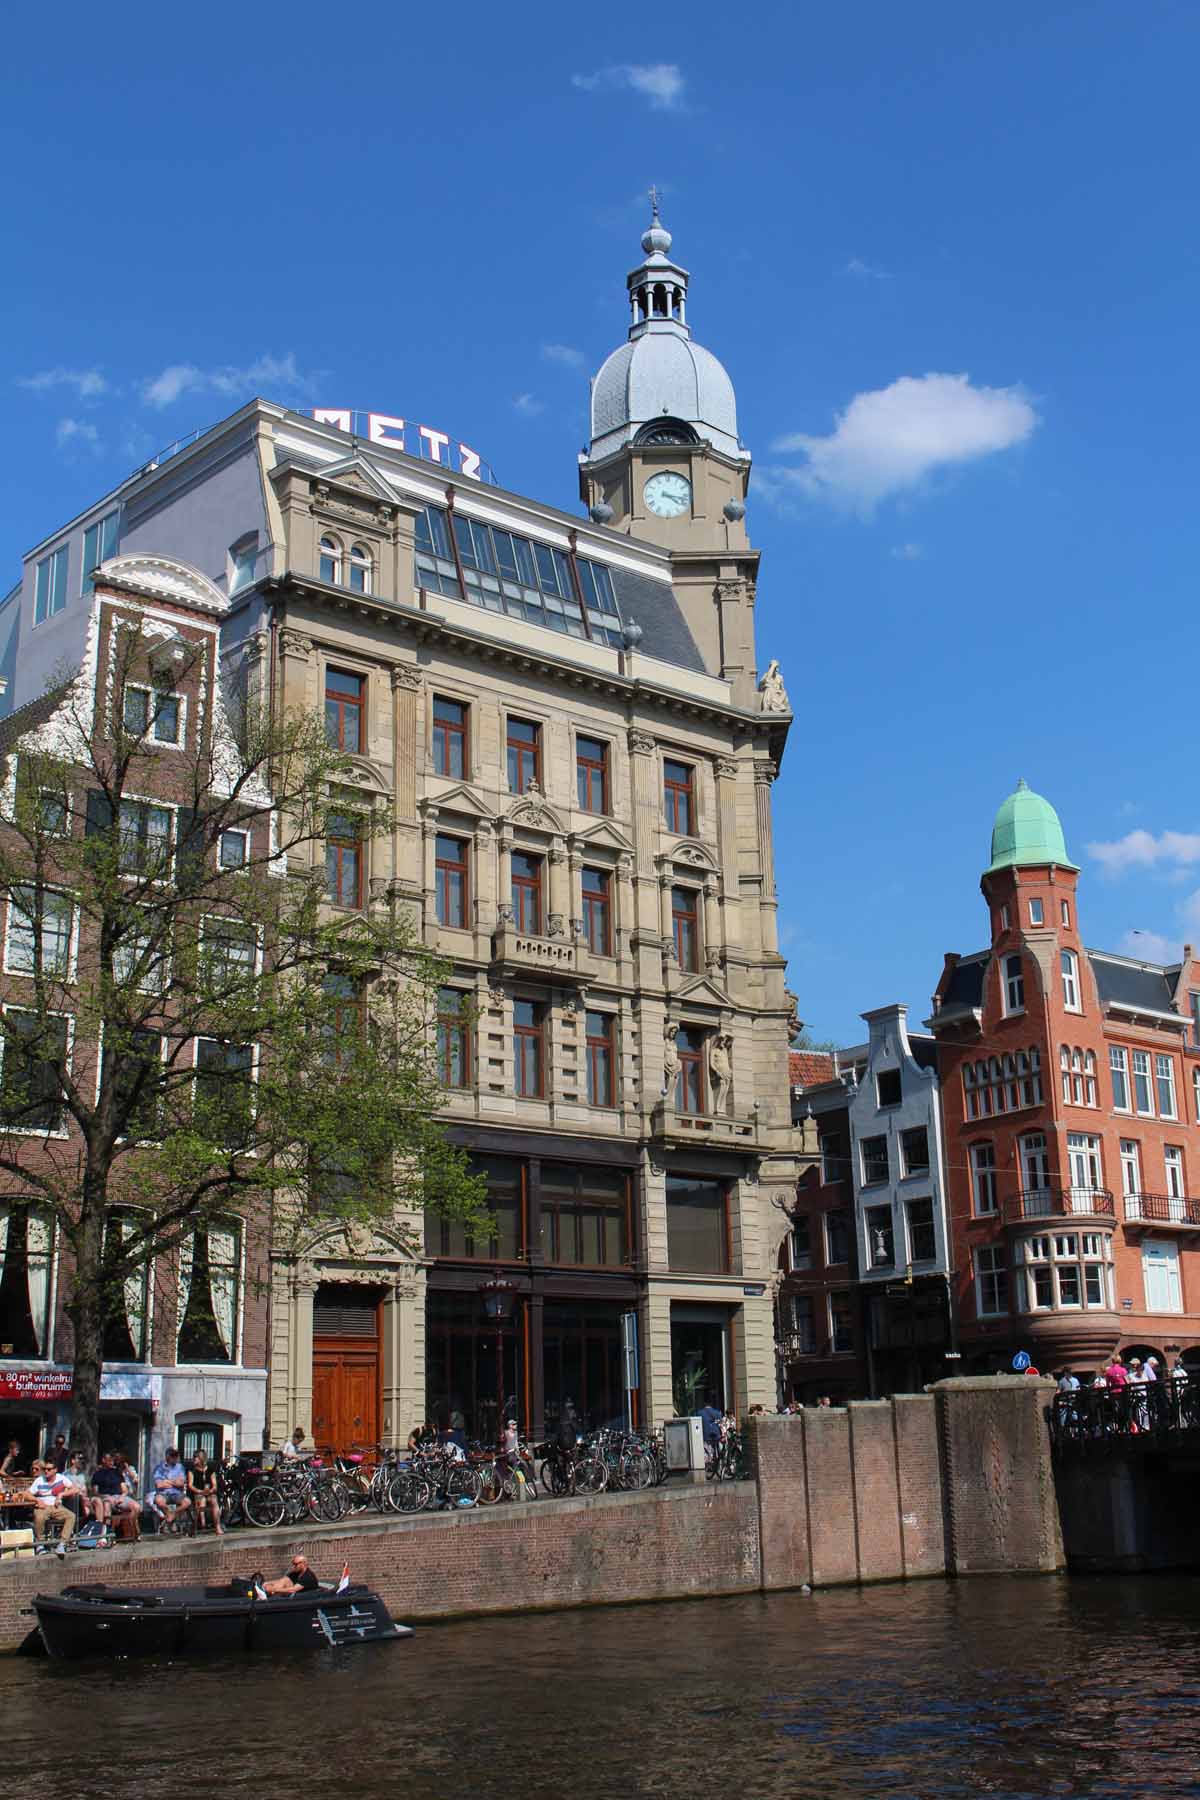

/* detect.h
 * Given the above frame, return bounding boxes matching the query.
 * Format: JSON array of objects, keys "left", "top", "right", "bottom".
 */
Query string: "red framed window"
[
  {"left": 325, "top": 814, "right": 363, "bottom": 908},
  {"left": 322, "top": 972, "right": 363, "bottom": 1068},
  {"left": 672, "top": 887, "right": 699, "bottom": 972},
  {"left": 676, "top": 1027, "right": 707, "bottom": 1115},
  {"left": 511, "top": 853, "right": 542, "bottom": 935},
  {"left": 437, "top": 987, "right": 471, "bottom": 1089},
  {"left": 663, "top": 759, "right": 694, "bottom": 835},
  {"left": 506, "top": 717, "right": 541, "bottom": 794},
  {"left": 435, "top": 836, "right": 469, "bottom": 928},
  {"left": 514, "top": 999, "right": 544, "bottom": 1098},
  {"left": 576, "top": 736, "right": 609, "bottom": 813},
  {"left": 581, "top": 867, "right": 611, "bottom": 956},
  {"left": 325, "top": 669, "right": 365, "bottom": 753},
  {"left": 586, "top": 1010, "right": 615, "bottom": 1107},
  {"left": 432, "top": 697, "right": 468, "bottom": 778}
]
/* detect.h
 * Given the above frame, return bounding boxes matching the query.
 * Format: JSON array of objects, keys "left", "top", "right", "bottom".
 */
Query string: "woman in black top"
[{"left": 188, "top": 1451, "right": 223, "bottom": 1535}]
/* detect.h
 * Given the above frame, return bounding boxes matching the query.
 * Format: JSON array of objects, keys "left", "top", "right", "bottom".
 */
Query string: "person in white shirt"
[
  {"left": 280, "top": 1428, "right": 307, "bottom": 1460},
  {"left": 24, "top": 1462, "right": 75, "bottom": 1553}
]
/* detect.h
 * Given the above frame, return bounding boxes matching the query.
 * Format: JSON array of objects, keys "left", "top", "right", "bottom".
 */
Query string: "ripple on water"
[{"left": 2, "top": 1576, "right": 1200, "bottom": 1798}]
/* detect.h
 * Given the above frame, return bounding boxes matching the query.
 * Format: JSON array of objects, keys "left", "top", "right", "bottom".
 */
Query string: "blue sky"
[{"left": 5, "top": 1, "right": 1200, "bottom": 1041}]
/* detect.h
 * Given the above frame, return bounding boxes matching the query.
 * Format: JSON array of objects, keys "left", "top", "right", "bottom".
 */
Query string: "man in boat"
[{"left": 263, "top": 1553, "right": 321, "bottom": 1596}]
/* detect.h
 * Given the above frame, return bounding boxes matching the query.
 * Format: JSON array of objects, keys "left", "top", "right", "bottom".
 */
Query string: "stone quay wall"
[{"left": 0, "top": 1380, "right": 1065, "bottom": 1652}]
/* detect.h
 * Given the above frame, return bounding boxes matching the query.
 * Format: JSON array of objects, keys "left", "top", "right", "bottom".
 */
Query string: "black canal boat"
[{"left": 26, "top": 1581, "right": 412, "bottom": 1660}]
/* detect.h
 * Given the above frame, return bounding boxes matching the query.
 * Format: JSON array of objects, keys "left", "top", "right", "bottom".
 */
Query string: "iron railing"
[
  {"left": 1049, "top": 1376, "right": 1200, "bottom": 1449},
  {"left": 1123, "top": 1191, "right": 1200, "bottom": 1227},
  {"left": 1005, "top": 1187, "right": 1115, "bottom": 1222}
]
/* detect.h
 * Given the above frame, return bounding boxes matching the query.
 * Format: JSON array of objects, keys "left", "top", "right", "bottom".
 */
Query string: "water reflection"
[{"left": 3, "top": 1577, "right": 1200, "bottom": 1798}]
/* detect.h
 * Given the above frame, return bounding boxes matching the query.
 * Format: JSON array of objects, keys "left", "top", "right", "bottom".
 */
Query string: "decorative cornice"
[{"left": 97, "top": 554, "right": 228, "bottom": 617}]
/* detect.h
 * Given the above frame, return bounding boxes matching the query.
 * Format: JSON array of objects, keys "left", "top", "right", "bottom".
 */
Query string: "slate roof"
[
  {"left": 941, "top": 954, "right": 986, "bottom": 1011},
  {"left": 1088, "top": 951, "right": 1178, "bottom": 1016},
  {"left": 609, "top": 565, "right": 705, "bottom": 673}
]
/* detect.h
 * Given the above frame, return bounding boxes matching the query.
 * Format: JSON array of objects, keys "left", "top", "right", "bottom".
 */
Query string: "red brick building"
[
  {"left": 931, "top": 780, "right": 1200, "bottom": 1375},
  {"left": 0, "top": 554, "right": 271, "bottom": 1470}
]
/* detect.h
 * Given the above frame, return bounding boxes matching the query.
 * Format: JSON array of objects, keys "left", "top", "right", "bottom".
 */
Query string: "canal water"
[{"left": 4, "top": 1576, "right": 1200, "bottom": 1797}]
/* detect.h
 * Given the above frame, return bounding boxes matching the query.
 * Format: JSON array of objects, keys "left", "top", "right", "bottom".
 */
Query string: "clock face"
[{"left": 643, "top": 471, "right": 692, "bottom": 518}]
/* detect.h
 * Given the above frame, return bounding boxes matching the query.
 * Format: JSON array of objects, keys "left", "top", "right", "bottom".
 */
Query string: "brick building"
[
  {"left": 931, "top": 780, "right": 1200, "bottom": 1375},
  {"left": 0, "top": 556, "right": 272, "bottom": 1470}
]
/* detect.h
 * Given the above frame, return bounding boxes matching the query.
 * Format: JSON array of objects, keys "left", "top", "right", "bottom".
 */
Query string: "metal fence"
[{"left": 1049, "top": 1376, "right": 1200, "bottom": 1449}]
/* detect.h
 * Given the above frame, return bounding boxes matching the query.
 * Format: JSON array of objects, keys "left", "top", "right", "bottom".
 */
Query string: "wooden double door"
[{"left": 311, "top": 1340, "right": 380, "bottom": 1453}]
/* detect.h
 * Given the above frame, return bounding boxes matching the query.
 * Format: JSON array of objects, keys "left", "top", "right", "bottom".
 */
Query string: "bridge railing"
[{"left": 1049, "top": 1376, "right": 1200, "bottom": 1450}]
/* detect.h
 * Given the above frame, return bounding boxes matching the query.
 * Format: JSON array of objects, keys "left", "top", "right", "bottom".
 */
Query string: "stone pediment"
[
  {"left": 294, "top": 1217, "right": 422, "bottom": 1265},
  {"left": 422, "top": 783, "right": 495, "bottom": 824},
  {"left": 330, "top": 755, "right": 391, "bottom": 797},
  {"left": 674, "top": 972, "right": 732, "bottom": 1012},
  {"left": 666, "top": 838, "right": 719, "bottom": 873},
  {"left": 309, "top": 455, "right": 397, "bottom": 506},
  {"left": 505, "top": 794, "right": 567, "bottom": 835},
  {"left": 571, "top": 818, "right": 634, "bottom": 855}
]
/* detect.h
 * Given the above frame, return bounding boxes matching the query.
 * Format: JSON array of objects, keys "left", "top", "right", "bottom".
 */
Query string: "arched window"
[
  {"left": 348, "top": 543, "right": 372, "bottom": 594},
  {"left": 319, "top": 536, "right": 342, "bottom": 586}
]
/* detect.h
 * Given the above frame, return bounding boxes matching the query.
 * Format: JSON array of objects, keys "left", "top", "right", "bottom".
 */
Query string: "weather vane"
[{"left": 648, "top": 184, "right": 662, "bottom": 219}]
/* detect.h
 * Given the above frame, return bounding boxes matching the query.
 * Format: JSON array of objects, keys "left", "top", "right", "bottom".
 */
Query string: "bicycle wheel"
[
  {"left": 444, "top": 1464, "right": 481, "bottom": 1507},
  {"left": 620, "top": 1451, "right": 654, "bottom": 1491},
  {"left": 388, "top": 1471, "right": 433, "bottom": 1514},
  {"left": 242, "top": 1483, "right": 286, "bottom": 1529},
  {"left": 476, "top": 1461, "right": 505, "bottom": 1505},
  {"left": 310, "top": 1478, "right": 349, "bottom": 1523},
  {"left": 571, "top": 1455, "right": 607, "bottom": 1496}
]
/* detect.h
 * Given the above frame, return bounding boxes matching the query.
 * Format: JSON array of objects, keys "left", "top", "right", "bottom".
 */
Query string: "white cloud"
[
  {"left": 1119, "top": 928, "right": 1180, "bottom": 964},
  {"left": 1087, "top": 829, "right": 1200, "bottom": 876},
  {"left": 841, "top": 258, "right": 890, "bottom": 280},
  {"left": 19, "top": 367, "right": 108, "bottom": 399},
  {"left": 571, "top": 64, "right": 685, "bottom": 110},
  {"left": 512, "top": 393, "right": 544, "bottom": 417},
  {"left": 56, "top": 417, "right": 100, "bottom": 448},
  {"left": 765, "top": 372, "right": 1038, "bottom": 514},
  {"left": 141, "top": 352, "right": 314, "bottom": 410},
  {"left": 541, "top": 343, "right": 585, "bottom": 369},
  {"left": 890, "top": 541, "right": 923, "bottom": 561}
]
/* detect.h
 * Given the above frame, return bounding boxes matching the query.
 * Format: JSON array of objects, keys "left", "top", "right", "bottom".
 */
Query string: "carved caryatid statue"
[
  {"left": 662, "top": 1020, "right": 681, "bottom": 1097},
  {"left": 708, "top": 1032, "right": 733, "bottom": 1116},
  {"left": 757, "top": 659, "right": 790, "bottom": 714}
]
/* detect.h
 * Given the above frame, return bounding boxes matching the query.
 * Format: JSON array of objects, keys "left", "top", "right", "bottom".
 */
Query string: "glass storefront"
[
  {"left": 670, "top": 1304, "right": 731, "bottom": 1414},
  {"left": 541, "top": 1301, "right": 625, "bottom": 1434},
  {"left": 425, "top": 1290, "right": 528, "bottom": 1444}
]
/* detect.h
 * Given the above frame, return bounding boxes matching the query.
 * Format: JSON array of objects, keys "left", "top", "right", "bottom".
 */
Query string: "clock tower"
[{"left": 578, "top": 200, "right": 760, "bottom": 706}]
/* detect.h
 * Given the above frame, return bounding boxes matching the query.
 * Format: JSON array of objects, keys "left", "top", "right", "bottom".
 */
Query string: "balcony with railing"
[
  {"left": 1004, "top": 1187, "right": 1115, "bottom": 1223},
  {"left": 649, "top": 1097, "right": 757, "bottom": 1148},
  {"left": 490, "top": 920, "right": 590, "bottom": 986},
  {"left": 1122, "top": 1191, "right": 1200, "bottom": 1229}
]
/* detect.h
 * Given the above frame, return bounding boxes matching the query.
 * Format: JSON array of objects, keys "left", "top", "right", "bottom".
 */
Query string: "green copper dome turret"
[{"left": 987, "top": 779, "right": 1078, "bottom": 873}]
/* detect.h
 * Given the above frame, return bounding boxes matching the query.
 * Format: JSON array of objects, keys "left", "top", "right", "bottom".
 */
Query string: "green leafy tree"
[{"left": 0, "top": 621, "right": 485, "bottom": 1462}]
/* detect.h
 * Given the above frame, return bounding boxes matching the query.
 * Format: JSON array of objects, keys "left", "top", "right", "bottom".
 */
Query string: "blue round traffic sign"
[{"left": 1012, "top": 1350, "right": 1032, "bottom": 1372}]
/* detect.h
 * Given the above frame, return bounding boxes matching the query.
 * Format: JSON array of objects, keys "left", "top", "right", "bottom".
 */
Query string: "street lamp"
[{"left": 478, "top": 1277, "right": 517, "bottom": 1448}]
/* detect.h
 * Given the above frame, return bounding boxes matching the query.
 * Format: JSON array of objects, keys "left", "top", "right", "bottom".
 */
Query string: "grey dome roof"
[{"left": 590, "top": 325, "right": 743, "bottom": 462}]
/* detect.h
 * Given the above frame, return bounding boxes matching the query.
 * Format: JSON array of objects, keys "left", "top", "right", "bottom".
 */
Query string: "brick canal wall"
[{"left": 0, "top": 1380, "right": 1065, "bottom": 1651}]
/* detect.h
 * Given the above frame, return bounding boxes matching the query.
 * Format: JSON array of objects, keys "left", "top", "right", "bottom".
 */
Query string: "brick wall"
[{"left": 0, "top": 1379, "right": 1065, "bottom": 1652}]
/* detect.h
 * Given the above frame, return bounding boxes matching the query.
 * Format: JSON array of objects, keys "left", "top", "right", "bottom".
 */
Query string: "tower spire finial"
[{"left": 648, "top": 183, "right": 662, "bottom": 220}]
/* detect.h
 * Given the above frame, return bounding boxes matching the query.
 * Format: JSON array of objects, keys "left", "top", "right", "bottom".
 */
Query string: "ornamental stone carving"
[
  {"left": 628, "top": 730, "right": 656, "bottom": 755},
  {"left": 715, "top": 757, "right": 738, "bottom": 779},
  {"left": 391, "top": 663, "right": 422, "bottom": 691},
  {"left": 754, "top": 759, "right": 779, "bottom": 786},
  {"left": 661, "top": 1019, "right": 680, "bottom": 1096},
  {"left": 279, "top": 629, "right": 313, "bottom": 659},
  {"left": 708, "top": 1032, "right": 733, "bottom": 1116},
  {"left": 757, "top": 659, "right": 790, "bottom": 714}
]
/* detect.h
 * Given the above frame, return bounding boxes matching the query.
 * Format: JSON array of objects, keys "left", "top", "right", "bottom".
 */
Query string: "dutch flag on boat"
[{"left": 336, "top": 1563, "right": 350, "bottom": 1594}]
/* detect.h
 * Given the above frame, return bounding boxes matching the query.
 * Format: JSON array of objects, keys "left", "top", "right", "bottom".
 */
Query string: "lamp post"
[{"left": 478, "top": 1277, "right": 517, "bottom": 1448}]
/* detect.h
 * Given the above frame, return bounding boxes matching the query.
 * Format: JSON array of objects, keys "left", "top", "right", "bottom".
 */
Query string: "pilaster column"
[
  {"left": 658, "top": 868, "right": 674, "bottom": 957},
  {"left": 616, "top": 853, "right": 634, "bottom": 962},
  {"left": 390, "top": 663, "right": 421, "bottom": 822},
  {"left": 703, "top": 875, "right": 722, "bottom": 968},
  {"left": 497, "top": 825, "right": 514, "bottom": 923},
  {"left": 755, "top": 759, "right": 780, "bottom": 956},
  {"left": 548, "top": 837, "right": 567, "bottom": 937},
  {"left": 420, "top": 804, "right": 440, "bottom": 928},
  {"left": 628, "top": 729, "right": 658, "bottom": 869},
  {"left": 567, "top": 846, "right": 584, "bottom": 938},
  {"left": 277, "top": 628, "right": 313, "bottom": 707},
  {"left": 289, "top": 1272, "right": 318, "bottom": 1446}
]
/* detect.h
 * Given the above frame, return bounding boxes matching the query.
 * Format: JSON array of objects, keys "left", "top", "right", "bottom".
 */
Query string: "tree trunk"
[{"left": 66, "top": 1174, "right": 108, "bottom": 1465}]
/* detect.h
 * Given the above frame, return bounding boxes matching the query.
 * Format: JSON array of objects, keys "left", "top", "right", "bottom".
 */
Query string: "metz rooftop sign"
[{"left": 309, "top": 410, "right": 497, "bottom": 485}]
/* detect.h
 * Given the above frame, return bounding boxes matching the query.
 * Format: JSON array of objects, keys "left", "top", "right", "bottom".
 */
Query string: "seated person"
[
  {"left": 1, "top": 1437, "right": 26, "bottom": 1481},
  {"left": 188, "top": 1451, "right": 223, "bottom": 1535},
  {"left": 59, "top": 1452, "right": 92, "bottom": 1524},
  {"left": 147, "top": 1446, "right": 190, "bottom": 1524},
  {"left": 48, "top": 1433, "right": 69, "bottom": 1473},
  {"left": 263, "top": 1553, "right": 320, "bottom": 1596},
  {"left": 407, "top": 1421, "right": 435, "bottom": 1454},
  {"left": 23, "top": 1461, "right": 76, "bottom": 1554},
  {"left": 91, "top": 1452, "right": 137, "bottom": 1535},
  {"left": 280, "top": 1428, "right": 307, "bottom": 1461}
]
